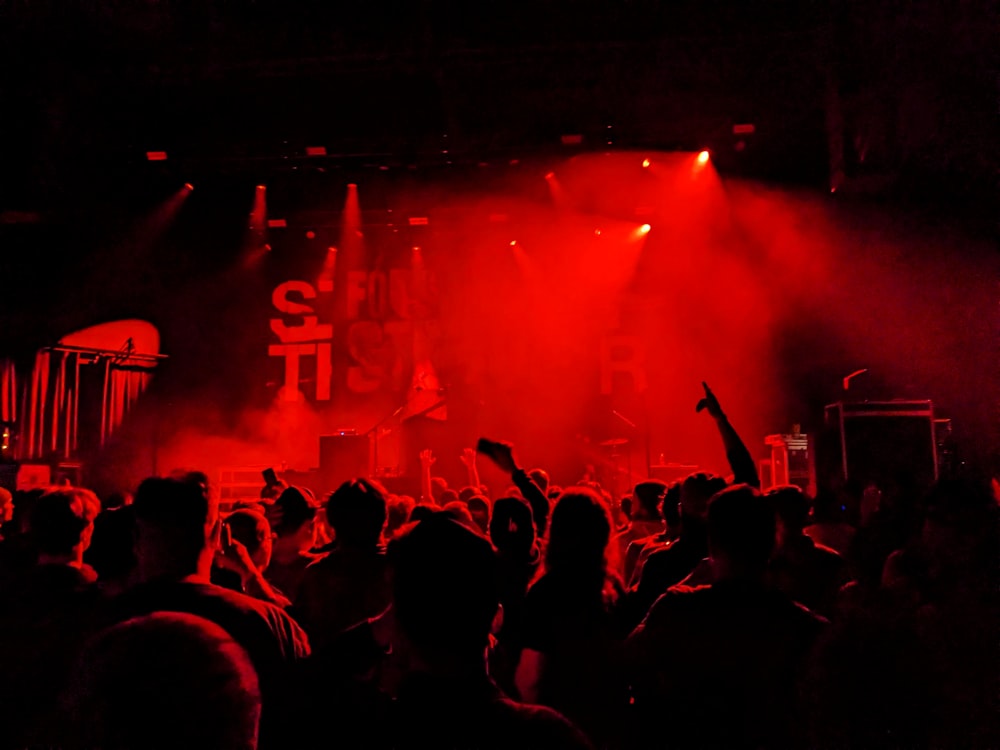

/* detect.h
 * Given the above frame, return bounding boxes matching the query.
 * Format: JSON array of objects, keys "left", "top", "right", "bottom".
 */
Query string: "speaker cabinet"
[{"left": 818, "top": 401, "right": 937, "bottom": 501}]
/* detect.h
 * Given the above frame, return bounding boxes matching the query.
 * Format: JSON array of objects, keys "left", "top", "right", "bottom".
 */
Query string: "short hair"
[
  {"left": 489, "top": 496, "right": 535, "bottom": 557},
  {"left": 528, "top": 468, "right": 550, "bottom": 494},
  {"left": 224, "top": 510, "right": 271, "bottom": 559},
  {"left": 681, "top": 472, "right": 728, "bottom": 518},
  {"left": 458, "top": 486, "right": 479, "bottom": 505},
  {"left": 662, "top": 482, "right": 682, "bottom": 526},
  {"left": 133, "top": 477, "right": 214, "bottom": 564},
  {"left": 325, "top": 479, "right": 386, "bottom": 547},
  {"left": 86, "top": 506, "right": 137, "bottom": 582},
  {"left": 766, "top": 485, "right": 812, "bottom": 532},
  {"left": 69, "top": 613, "right": 260, "bottom": 750},
  {"left": 707, "top": 484, "right": 776, "bottom": 571},
  {"left": 172, "top": 470, "right": 210, "bottom": 492},
  {"left": 30, "top": 487, "right": 99, "bottom": 557},
  {"left": 633, "top": 480, "right": 667, "bottom": 518},
  {"left": 439, "top": 489, "right": 460, "bottom": 506},
  {"left": 389, "top": 513, "right": 499, "bottom": 656},
  {"left": 408, "top": 504, "right": 435, "bottom": 524},
  {"left": 272, "top": 486, "right": 318, "bottom": 537},
  {"left": 545, "top": 488, "right": 612, "bottom": 574},
  {"left": 442, "top": 501, "right": 477, "bottom": 531}
]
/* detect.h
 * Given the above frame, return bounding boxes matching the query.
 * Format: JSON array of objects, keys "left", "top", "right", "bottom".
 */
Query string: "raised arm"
[
  {"left": 477, "top": 438, "right": 551, "bottom": 536},
  {"left": 697, "top": 382, "right": 760, "bottom": 488},
  {"left": 419, "top": 448, "right": 436, "bottom": 504},
  {"left": 459, "top": 447, "right": 483, "bottom": 492}
]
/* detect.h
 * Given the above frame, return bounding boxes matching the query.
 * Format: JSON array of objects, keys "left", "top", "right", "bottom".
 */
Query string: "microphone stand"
[
  {"left": 367, "top": 402, "right": 409, "bottom": 477},
  {"left": 366, "top": 394, "right": 448, "bottom": 477}
]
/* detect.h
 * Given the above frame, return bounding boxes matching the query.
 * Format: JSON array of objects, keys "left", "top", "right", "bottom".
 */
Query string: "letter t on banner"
[{"left": 269, "top": 344, "right": 316, "bottom": 402}]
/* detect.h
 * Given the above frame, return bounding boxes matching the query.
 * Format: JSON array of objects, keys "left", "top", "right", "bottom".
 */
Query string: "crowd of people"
[{"left": 0, "top": 383, "right": 996, "bottom": 749}]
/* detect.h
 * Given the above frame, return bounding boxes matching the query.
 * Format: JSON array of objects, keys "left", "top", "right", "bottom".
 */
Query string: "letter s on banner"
[{"left": 270, "top": 281, "right": 333, "bottom": 343}]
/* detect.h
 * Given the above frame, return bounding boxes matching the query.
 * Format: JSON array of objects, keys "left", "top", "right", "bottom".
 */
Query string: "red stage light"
[
  {"left": 545, "top": 172, "right": 555, "bottom": 180},
  {"left": 305, "top": 230, "right": 316, "bottom": 239},
  {"left": 595, "top": 229, "right": 602, "bottom": 236},
  {"left": 183, "top": 183, "right": 193, "bottom": 191},
  {"left": 697, "top": 151, "right": 710, "bottom": 165},
  {"left": 642, "top": 158, "right": 651, "bottom": 168},
  {"left": 267, "top": 219, "right": 287, "bottom": 228},
  {"left": 408, "top": 217, "right": 429, "bottom": 226},
  {"left": 146, "top": 151, "right": 168, "bottom": 161},
  {"left": 305, "top": 146, "right": 327, "bottom": 156},
  {"left": 640, "top": 224, "right": 651, "bottom": 234},
  {"left": 256, "top": 184, "right": 266, "bottom": 191},
  {"left": 510, "top": 240, "right": 518, "bottom": 247}
]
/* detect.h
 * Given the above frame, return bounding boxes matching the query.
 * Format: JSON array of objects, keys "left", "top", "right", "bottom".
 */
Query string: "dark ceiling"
[{"left": 0, "top": 0, "right": 994, "bottom": 216}]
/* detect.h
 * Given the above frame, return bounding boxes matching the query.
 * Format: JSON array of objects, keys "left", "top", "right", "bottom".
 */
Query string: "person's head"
[
  {"left": 546, "top": 486, "right": 563, "bottom": 502},
  {"left": 681, "top": 472, "right": 727, "bottom": 523},
  {"left": 133, "top": 476, "right": 219, "bottom": 581},
  {"left": 224, "top": 510, "right": 273, "bottom": 572},
  {"left": 466, "top": 495, "right": 490, "bottom": 534},
  {"left": 442, "top": 500, "right": 478, "bottom": 531},
  {"left": 707, "top": 484, "right": 776, "bottom": 580},
  {"left": 766, "top": 485, "right": 812, "bottom": 547},
  {"left": 662, "top": 482, "right": 682, "bottom": 530},
  {"left": 272, "top": 486, "right": 318, "bottom": 549},
  {"left": 30, "top": 487, "right": 100, "bottom": 564},
  {"left": 408, "top": 504, "right": 435, "bottom": 524},
  {"left": 85, "top": 506, "right": 137, "bottom": 587},
  {"left": 545, "top": 488, "right": 613, "bottom": 581},
  {"left": 325, "top": 478, "right": 386, "bottom": 548},
  {"left": 69, "top": 613, "right": 261, "bottom": 750},
  {"left": 632, "top": 480, "right": 667, "bottom": 522},
  {"left": 439, "top": 488, "right": 460, "bottom": 506},
  {"left": 528, "top": 468, "right": 550, "bottom": 494},
  {"left": 387, "top": 495, "right": 416, "bottom": 538},
  {"left": 10, "top": 488, "right": 44, "bottom": 536},
  {"left": 259, "top": 479, "right": 287, "bottom": 503},
  {"left": 172, "top": 470, "right": 211, "bottom": 494},
  {"left": 389, "top": 513, "right": 499, "bottom": 668},
  {"left": 619, "top": 496, "right": 633, "bottom": 524},
  {"left": 430, "top": 477, "right": 449, "bottom": 499},
  {"left": 458, "top": 486, "right": 478, "bottom": 505},
  {"left": 489, "top": 496, "right": 535, "bottom": 558}
]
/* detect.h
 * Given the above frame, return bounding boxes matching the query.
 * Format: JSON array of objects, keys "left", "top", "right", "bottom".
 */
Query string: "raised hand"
[
  {"left": 217, "top": 532, "right": 257, "bottom": 578},
  {"left": 419, "top": 449, "right": 436, "bottom": 468},
  {"left": 477, "top": 437, "right": 518, "bottom": 475},
  {"left": 459, "top": 447, "right": 477, "bottom": 468},
  {"left": 695, "top": 381, "right": 725, "bottom": 419}
]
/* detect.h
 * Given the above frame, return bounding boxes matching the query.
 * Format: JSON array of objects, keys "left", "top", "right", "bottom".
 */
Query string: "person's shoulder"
[
  {"left": 525, "top": 571, "right": 553, "bottom": 595},
  {"left": 194, "top": 582, "right": 311, "bottom": 655},
  {"left": 812, "top": 541, "right": 844, "bottom": 565},
  {"left": 644, "top": 583, "right": 710, "bottom": 621},
  {"left": 493, "top": 696, "right": 594, "bottom": 750},
  {"left": 777, "top": 590, "right": 829, "bottom": 632}
]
